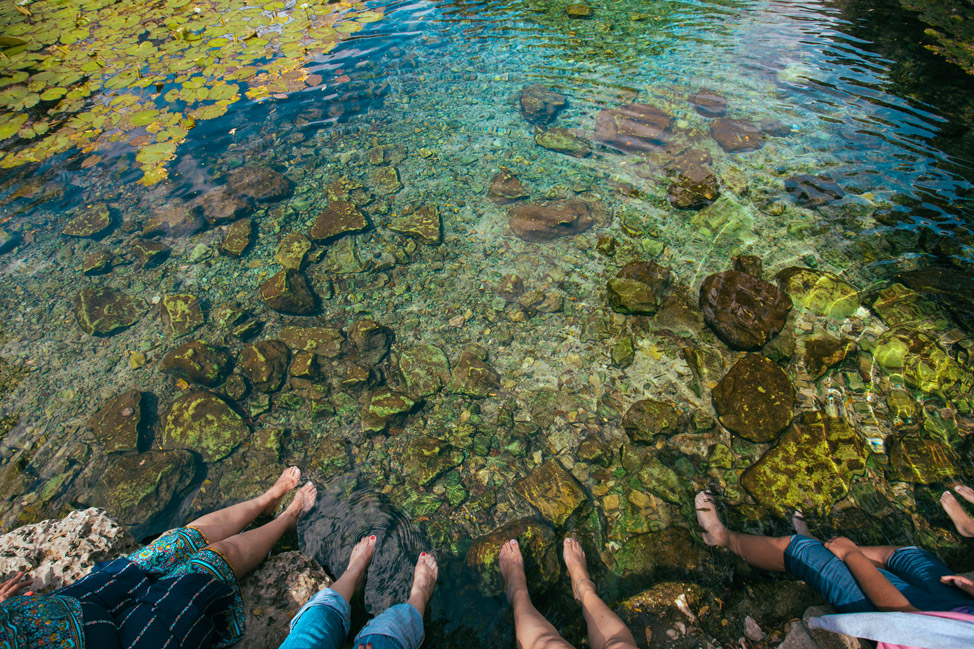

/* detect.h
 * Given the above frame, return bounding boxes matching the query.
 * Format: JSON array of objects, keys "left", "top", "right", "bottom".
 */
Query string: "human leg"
[
  {"left": 205, "top": 481, "right": 316, "bottom": 577},
  {"left": 941, "top": 490, "right": 974, "bottom": 538},
  {"left": 499, "top": 539, "right": 574, "bottom": 649},
  {"left": 187, "top": 466, "right": 302, "bottom": 543},
  {"left": 563, "top": 538, "right": 636, "bottom": 649},
  {"left": 883, "top": 546, "right": 974, "bottom": 608},
  {"left": 351, "top": 553, "right": 438, "bottom": 649},
  {"left": 695, "top": 491, "right": 792, "bottom": 572}
]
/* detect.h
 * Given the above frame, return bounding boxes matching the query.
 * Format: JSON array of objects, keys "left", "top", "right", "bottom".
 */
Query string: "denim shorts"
[
  {"left": 279, "top": 587, "right": 424, "bottom": 649},
  {"left": 784, "top": 535, "right": 974, "bottom": 614}
]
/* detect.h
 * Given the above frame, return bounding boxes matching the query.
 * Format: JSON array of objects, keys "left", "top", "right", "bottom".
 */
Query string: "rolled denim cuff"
[
  {"left": 353, "top": 603, "right": 425, "bottom": 649},
  {"left": 290, "top": 587, "right": 351, "bottom": 636}
]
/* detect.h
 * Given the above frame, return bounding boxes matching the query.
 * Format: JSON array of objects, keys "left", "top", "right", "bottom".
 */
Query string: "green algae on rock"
[
  {"left": 873, "top": 328, "right": 973, "bottom": 398},
  {"left": 488, "top": 168, "right": 529, "bottom": 204},
  {"left": 607, "top": 527, "right": 706, "bottom": 580},
  {"left": 622, "top": 399, "right": 682, "bottom": 443},
  {"left": 61, "top": 205, "right": 113, "bottom": 239},
  {"left": 160, "top": 340, "right": 233, "bottom": 387},
  {"left": 219, "top": 219, "right": 254, "bottom": 258},
  {"left": 518, "top": 85, "right": 567, "bottom": 126},
  {"left": 275, "top": 232, "right": 313, "bottom": 270},
  {"left": 160, "top": 294, "right": 205, "bottom": 338},
  {"left": 86, "top": 389, "right": 143, "bottom": 454},
  {"left": 239, "top": 340, "right": 290, "bottom": 393},
  {"left": 401, "top": 436, "right": 463, "bottom": 486},
  {"left": 713, "top": 354, "right": 795, "bottom": 443},
  {"left": 260, "top": 270, "right": 318, "bottom": 315},
  {"left": 142, "top": 203, "right": 203, "bottom": 239},
  {"left": 308, "top": 200, "right": 369, "bottom": 242},
  {"left": 361, "top": 387, "right": 416, "bottom": 433},
  {"left": 73, "top": 286, "right": 146, "bottom": 337},
  {"left": 513, "top": 459, "right": 587, "bottom": 526},
  {"left": 611, "top": 336, "right": 635, "bottom": 368},
  {"left": 279, "top": 326, "right": 345, "bottom": 358},
  {"left": 90, "top": 449, "right": 196, "bottom": 528},
  {"left": 700, "top": 270, "right": 792, "bottom": 351},
  {"left": 131, "top": 238, "right": 170, "bottom": 267},
  {"left": 741, "top": 411, "right": 866, "bottom": 514},
  {"left": 449, "top": 345, "right": 500, "bottom": 398},
  {"left": 388, "top": 205, "right": 442, "bottom": 245},
  {"left": 371, "top": 166, "right": 403, "bottom": 195},
  {"left": 82, "top": 250, "right": 113, "bottom": 276},
  {"left": 161, "top": 390, "right": 249, "bottom": 462},
  {"left": 803, "top": 334, "right": 856, "bottom": 380},
  {"left": 226, "top": 165, "right": 293, "bottom": 203},
  {"left": 398, "top": 344, "right": 451, "bottom": 398},
  {"left": 871, "top": 283, "right": 953, "bottom": 331},
  {"left": 888, "top": 436, "right": 959, "bottom": 484},
  {"left": 775, "top": 267, "right": 859, "bottom": 319},
  {"left": 534, "top": 127, "right": 591, "bottom": 157},
  {"left": 607, "top": 261, "right": 671, "bottom": 315},
  {"left": 347, "top": 319, "right": 393, "bottom": 367}
]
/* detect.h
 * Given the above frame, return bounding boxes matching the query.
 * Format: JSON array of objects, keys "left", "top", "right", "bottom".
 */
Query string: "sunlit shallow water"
[{"left": 1, "top": 0, "right": 973, "bottom": 646}]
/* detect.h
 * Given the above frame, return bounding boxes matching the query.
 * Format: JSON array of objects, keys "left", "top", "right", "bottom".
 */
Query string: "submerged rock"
[
  {"left": 389, "top": 205, "right": 441, "bottom": 245},
  {"left": 347, "top": 319, "right": 393, "bottom": 367},
  {"left": 466, "top": 519, "right": 558, "bottom": 594},
  {"left": 688, "top": 90, "right": 728, "bottom": 117},
  {"left": 399, "top": 345, "right": 451, "bottom": 398},
  {"left": 82, "top": 250, "right": 113, "bottom": 275},
  {"left": 518, "top": 84, "right": 567, "bottom": 126},
  {"left": 508, "top": 199, "right": 596, "bottom": 242},
  {"left": 401, "top": 436, "right": 462, "bottom": 485},
  {"left": 873, "top": 328, "right": 972, "bottom": 398},
  {"left": 308, "top": 200, "right": 369, "bottom": 242},
  {"left": 741, "top": 411, "right": 866, "bottom": 514},
  {"left": 622, "top": 399, "right": 682, "bottom": 443},
  {"left": 371, "top": 166, "right": 402, "bottom": 195},
  {"left": 667, "top": 164, "right": 719, "bottom": 209},
  {"left": 219, "top": 219, "right": 253, "bottom": 258},
  {"left": 712, "top": 354, "right": 795, "bottom": 443},
  {"left": 710, "top": 118, "right": 764, "bottom": 152},
  {"left": 566, "top": 3, "right": 593, "bottom": 18},
  {"left": 488, "top": 168, "right": 529, "bottom": 204},
  {"left": 871, "top": 283, "right": 951, "bottom": 330},
  {"left": 73, "top": 287, "right": 145, "bottom": 337},
  {"left": 260, "top": 270, "right": 318, "bottom": 315},
  {"left": 700, "top": 270, "right": 792, "bottom": 351},
  {"left": 226, "top": 165, "right": 293, "bottom": 203},
  {"left": 535, "top": 127, "right": 591, "bottom": 157},
  {"left": 785, "top": 174, "right": 845, "bottom": 207},
  {"left": 62, "top": 205, "right": 113, "bottom": 239},
  {"left": 131, "top": 238, "right": 170, "bottom": 267},
  {"left": 614, "top": 582, "right": 715, "bottom": 649},
  {"left": 607, "top": 528, "right": 707, "bottom": 580},
  {"left": 594, "top": 103, "right": 672, "bottom": 153},
  {"left": 197, "top": 187, "right": 252, "bottom": 226},
  {"left": 160, "top": 340, "right": 233, "bottom": 386},
  {"left": 142, "top": 203, "right": 204, "bottom": 238},
  {"left": 0, "top": 228, "right": 20, "bottom": 254},
  {"left": 514, "top": 459, "right": 587, "bottom": 526},
  {"left": 87, "top": 389, "right": 144, "bottom": 454},
  {"left": 361, "top": 388, "right": 416, "bottom": 433},
  {"left": 275, "top": 232, "right": 313, "bottom": 270},
  {"left": 449, "top": 345, "right": 500, "bottom": 398},
  {"left": 279, "top": 326, "right": 345, "bottom": 358},
  {"left": 803, "top": 335, "right": 855, "bottom": 379},
  {"left": 889, "top": 436, "right": 959, "bottom": 484},
  {"left": 775, "top": 267, "right": 859, "bottom": 319},
  {"left": 607, "top": 261, "right": 672, "bottom": 315},
  {"left": 160, "top": 294, "right": 205, "bottom": 338},
  {"left": 897, "top": 267, "right": 974, "bottom": 331},
  {"left": 162, "top": 390, "right": 249, "bottom": 462},
  {"left": 239, "top": 340, "right": 290, "bottom": 393},
  {"left": 91, "top": 450, "right": 197, "bottom": 527}
]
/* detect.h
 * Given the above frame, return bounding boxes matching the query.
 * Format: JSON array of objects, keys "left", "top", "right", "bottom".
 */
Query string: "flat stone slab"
[
  {"left": 513, "top": 459, "right": 587, "bottom": 526},
  {"left": 162, "top": 390, "right": 249, "bottom": 462},
  {"left": 73, "top": 286, "right": 145, "bottom": 337},
  {"left": 713, "top": 354, "right": 795, "bottom": 443},
  {"left": 87, "top": 389, "right": 143, "bottom": 453},
  {"left": 700, "top": 270, "right": 792, "bottom": 351},
  {"left": 308, "top": 200, "right": 368, "bottom": 242}
]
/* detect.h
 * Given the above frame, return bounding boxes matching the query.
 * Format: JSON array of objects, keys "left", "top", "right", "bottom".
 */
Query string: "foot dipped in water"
[
  {"left": 406, "top": 552, "right": 438, "bottom": 617},
  {"left": 941, "top": 489, "right": 974, "bottom": 538},
  {"left": 283, "top": 481, "right": 317, "bottom": 525},
  {"left": 695, "top": 491, "right": 730, "bottom": 548},
  {"left": 563, "top": 538, "right": 596, "bottom": 604},
  {"left": 258, "top": 466, "right": 303, "bottom": 516},
  {"left": 499, "top": 539, "right": 529, "bottom": 605},
  {"left": 791, "top": 509, "right": 813, "bottom": 538}
]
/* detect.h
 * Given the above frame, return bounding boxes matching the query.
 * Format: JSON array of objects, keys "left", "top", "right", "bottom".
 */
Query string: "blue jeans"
[
  {"left": 784, "top": 535, "right": 974, "bottom": 613},
  {"left": 279, "top": 588, "right": 425, "bottom": 649}
]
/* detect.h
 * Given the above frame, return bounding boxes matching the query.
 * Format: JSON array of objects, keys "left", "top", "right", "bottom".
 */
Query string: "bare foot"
[
  {"left": 499, "top": 539, "right": 528, "bottom": 604},
  {"left": 284, "top": 481, "right": 317, "bottom": 523},
  {"left": 942, "top": 491, "right": 974, "bottom": 538},
  {"left": 259, "top": 466, "right": 302, "bottom": 515},
  {"left": 349, "top": 536, "right": 377, "bottom": 588},
  {"left": 407, "top": 552, "right": 438, "bottom": 617},
  {"left": 955, "top": 485, "right": 974, "bottom": 505},
  {"left": 792, "top": 509, "right": 812, "bottom": 538},
  {"left": 563, "top": 538, "right": 595, "bottom": 604},
  {"left": 695, "top": 491, "right": 730, "bottom": 547}
]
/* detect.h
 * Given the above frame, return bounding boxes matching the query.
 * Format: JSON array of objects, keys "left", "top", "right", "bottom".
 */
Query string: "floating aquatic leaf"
[
  {"left": 188, "top": 102, "right": 227, "bottom": 120},
  {"left": 39, "top": 87, "right": 66, "bottom": 101},
  {"left": 0, "top": 113, "right": 28, "bottom": 140},
  {"left": 0, "top": 36, "right": 27, "bottom": 48},
  {"left": 129, "top": 109, "right": 160, "bottom": 126}
]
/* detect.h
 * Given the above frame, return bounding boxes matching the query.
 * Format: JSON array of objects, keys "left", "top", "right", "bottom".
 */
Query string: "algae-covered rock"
[
  {"left": 488, "top": 168, "right": 529, "bottom": 204},
  {"left": 514, "top": 459, "right": 587, "bottom": 526},
  {"left": 260, "top": 270, "right": 318, "bottom": 315},
  {"left": 535, "top": 127, "right": 591, "bottom": 157},
  {"left": 162, "top": 391, "right": 249, "bottom": 461},
  {"left": 87, "top": 389, "right": 143, "bottom": 454},
  {"left": 611, "top": 337, "right": 635, "bottom": 368},
  {"left": 803, "top": 335, "right": 855, "bottom": 380},
  {"left": 62, "top": 205, "right": 113, "bottom": 238},
  {"left": 389, "top": 205, "right": 441, "bottom": 245},
  {"left": 279, "top": 326, "right": 345, "bottom": 358},
  {"left": 0, "top": 228, "right": 21, "bottom": 254},
  {"left": 197, "top": 187, "right": 252, "bottom": 226},
  {"left": 399, "top": 345, "right": 451, "bottom": 398},
  {"left": 508, "top": 200, "right": 596, "bottom": 242},
  {"left": 160, "top": 294, "right": 205, "bottom": 338},
  {"left": 347, "top": 319, "right": 393, "bottom": 367},
  {"left": 607, "top": 261, "right": 671, "bottom": 315},
  {"left": 607, "top": 528, "right": 706, "bottom": 579},
  {"left": 90, "top": 450, "right": 196, "bottom": 527},
  {"left": 785, "top": 174, "right": 845, "bottom": 207},
  {"left": 142, "top": 203, "right": 203, "bottom": 238},
  {"left": 889, "top": 436, "right": 959, "bottom": 484},
  {"left": 275, "top": 232, "right": 313, "bottom": 270},
  {"left": 466, "top": 519, "right": 559, "bottom": 594},
  {"left": 130, "top": 238, "right": 169, "bottom": 267},
  {"left": 372, "top": 166, "right": 402, "bottom": 195},
  {"left": 518, "top": 84, "right": 566, "bottom": 126},
  {"left": 700, "top": 270, "right": 792, "bottom": 351},
  {"left": 775, "top": 267, "right": 859, "bottom": 319},
  {"left": 689, "top": 90, "right": 728, "bottom": 117},
  {"left": 712, "top": 354, "right": 794, "bottom": 443},
  {"left": 82, "top": 250, "right": 113, "bottom": 275},
  {"left": 637, "top": 456, "right": 686, "bottom": 504},
  {"left": 710, "top": 118, "right": 764, "bottom": 152},
  {"left": 239, "top": 340, "right": 290, "bottom": 393},
  {"left": 622, "top": 400, "right": 682, "bottom": 443},
  {"left": 226, "top": 165, "right": 293, "bottom": 203},
  {"left": 288, "top": 351, "right": 320, "bottom": 380},
  {"left": 873, "top": 328, "right": 973, "bottom": 398},
  {"left": 450, "top": 345, "right": 500, "bottom": 398},
  {"left": 159, "top": 340, "right": 233, "bottom": 386},
  {"left": 361, "top": 388, "right": 416, "bottom": 433},
  {"left": 741, "top": 411, "right": 866, "bottom": 514},
  {"left": 614, "top": 582, "right": 714, "bottom": 649},
  {"left": 73, "top": 287, "right": 145, "bottom": 337},
  {"left": 308, "top": 200, "right": 369, "bottom": 242},
  {"left": 667, "top": 164, "right": 719, "bottom": 210},
  {"left": 871, "top": 283, "right": 952, "bottom": 330},
  {"left": 594, "top": 103, "right": 671, "bottom": 153},
  {"left": 219, "top": 218, "right": 253, "bottom": 258},
  {"left": 401, "top": 437, "right": 463, "bottom": 486}
]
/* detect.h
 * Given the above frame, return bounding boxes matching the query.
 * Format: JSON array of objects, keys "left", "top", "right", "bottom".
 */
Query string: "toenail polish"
[
  {"left": 370, "top": 535, "right": 375, "bottom": 540},
  {"left": 421, "top": 551, "right": 426, "bottom": 556}
]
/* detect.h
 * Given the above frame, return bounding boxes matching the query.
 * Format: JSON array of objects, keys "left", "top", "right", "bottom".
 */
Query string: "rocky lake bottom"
[{"left": 1, "top": 0, "right": 973, "bottom": 647}]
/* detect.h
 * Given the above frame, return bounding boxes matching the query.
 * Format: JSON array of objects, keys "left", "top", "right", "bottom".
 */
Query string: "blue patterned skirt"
[{"left": 0, "top": 527, "right": 245, "bottom": 649}]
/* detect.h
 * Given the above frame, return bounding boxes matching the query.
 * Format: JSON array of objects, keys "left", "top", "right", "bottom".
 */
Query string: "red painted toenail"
[
  {"left": 370, "top": 535, "right": 375, "bottom": 540},
  {"left": 421, "top": 552, "right": 426, "bottom": 556}
]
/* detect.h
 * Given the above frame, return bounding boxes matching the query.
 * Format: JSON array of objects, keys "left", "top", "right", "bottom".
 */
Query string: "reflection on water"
[{"left": 1, "top": 0, "right": 974, "bottom": 646}]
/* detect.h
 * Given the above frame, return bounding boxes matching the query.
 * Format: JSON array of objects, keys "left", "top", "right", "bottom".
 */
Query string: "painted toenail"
[
  {"left": 370, "top": 535, "right": 375, "bottom": 540},
  {"left": 421, "top": 551, "right": 426, "bottom": 556}
]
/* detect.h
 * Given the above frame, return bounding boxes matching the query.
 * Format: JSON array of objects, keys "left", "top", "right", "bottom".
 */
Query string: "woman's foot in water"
[
  {"left": 499, "top": 539, "right": 529, "bottom": 605},
  {"left": 695, "top": 491, "right": 730, "bottom": 547},
  {"left": 406, "top": 552, "right": 439, "bottom": 616},
  {"left": 942, "top": 490, "right": 974, "bottom": 538},
  {"left": 330, "top": 535, "right": 377, "bottom": 603},
  {"left": 563, "top": 538, "right": 596, "bottom": 604},
  {"left": 258, "top": 466, "right": 303, "bottom": 516}
]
